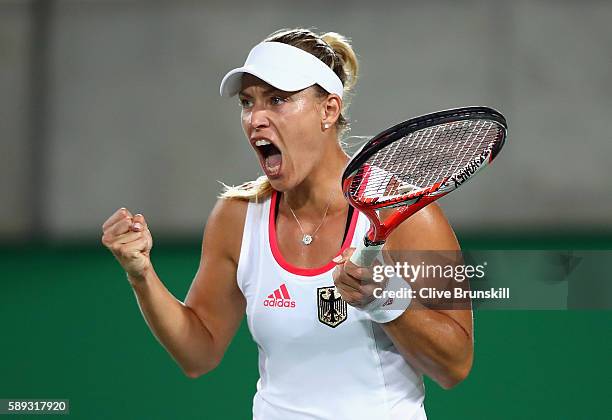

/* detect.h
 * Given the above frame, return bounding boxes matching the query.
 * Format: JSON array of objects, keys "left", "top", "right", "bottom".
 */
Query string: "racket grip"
[{"left": 349, "top": 239, "right": 384, "bottom": 267}]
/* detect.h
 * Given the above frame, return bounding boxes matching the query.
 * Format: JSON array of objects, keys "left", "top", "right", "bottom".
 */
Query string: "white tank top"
[{"left": 236, "top": 191, "right": 426, "bottom": 420}]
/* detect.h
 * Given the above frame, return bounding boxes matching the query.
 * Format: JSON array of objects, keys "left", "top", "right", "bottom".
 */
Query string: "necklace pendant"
[{"left": 302, "top": 234, "right": 313, "bottom": 245}]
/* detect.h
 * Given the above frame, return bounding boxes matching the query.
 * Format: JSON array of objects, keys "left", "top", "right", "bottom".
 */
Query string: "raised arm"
[
  {"left": 333, "top": 203, "right": 473, "bottom": 389},
  {"left": 101, "top": 198, "right": 247, "bottom": 378},
  {"left": 379, "top": 204, "right": 473, "bottom": 389},
  {"left": 183, "top": 198, "right": 248, "bottom": 376}
]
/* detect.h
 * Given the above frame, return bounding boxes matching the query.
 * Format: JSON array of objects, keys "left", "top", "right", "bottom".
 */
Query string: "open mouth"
[{"left": 254, "top": 139, "right": 282, "bottom": 177}]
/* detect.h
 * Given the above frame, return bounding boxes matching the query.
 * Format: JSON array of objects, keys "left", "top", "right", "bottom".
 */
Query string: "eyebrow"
[{"left": 239, "top": 86, "right": 285, "bottom": 98}]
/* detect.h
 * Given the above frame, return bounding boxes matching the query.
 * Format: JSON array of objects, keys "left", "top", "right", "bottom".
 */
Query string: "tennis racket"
[{"left": 342, "top": 106, "right": 507, "bottom": 267}]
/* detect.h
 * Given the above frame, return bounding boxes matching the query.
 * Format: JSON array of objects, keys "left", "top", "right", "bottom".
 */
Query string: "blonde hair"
[{"left": 221, "top": 28, "right": 359, "bottom": 201}]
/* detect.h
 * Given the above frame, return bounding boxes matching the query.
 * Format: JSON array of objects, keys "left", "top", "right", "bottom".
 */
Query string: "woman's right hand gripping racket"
[{"left": 342, "top": 106, "right": 507, "bottom": 267}]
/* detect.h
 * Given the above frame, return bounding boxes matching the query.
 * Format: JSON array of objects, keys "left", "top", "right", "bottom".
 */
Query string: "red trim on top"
[{"left": 268, "top": 190, "right": 359, "bottom": 277}]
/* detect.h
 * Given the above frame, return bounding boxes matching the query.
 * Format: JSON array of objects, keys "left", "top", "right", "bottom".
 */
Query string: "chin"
[
  {"left": 267, "top": 177, "right": 291, "bottom": 193},
  {"left": 266, "top": 171, "right": 304, "bottom": 193}
]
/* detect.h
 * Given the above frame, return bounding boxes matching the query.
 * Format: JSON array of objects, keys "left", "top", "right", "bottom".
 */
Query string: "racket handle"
[{"left": 350, "top": 239, "right": 384, "bottom": 267}]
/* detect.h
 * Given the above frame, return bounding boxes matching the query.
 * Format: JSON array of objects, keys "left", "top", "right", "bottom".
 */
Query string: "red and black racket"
[{"left": 342, "top": 106, "right": 507, "bottom": 266}]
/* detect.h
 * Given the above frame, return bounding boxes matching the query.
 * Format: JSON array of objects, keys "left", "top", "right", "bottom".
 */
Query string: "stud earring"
[{"left": 323, "top": 123, "right": 330, "bottom": 129}]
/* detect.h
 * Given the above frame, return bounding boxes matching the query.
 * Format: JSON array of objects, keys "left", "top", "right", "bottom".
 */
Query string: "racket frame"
[{"left": 342, "top": 106, "right": 507, "bottom": 250}]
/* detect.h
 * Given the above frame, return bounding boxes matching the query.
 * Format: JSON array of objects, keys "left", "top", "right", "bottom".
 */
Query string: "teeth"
[{"left": 255, "top": 139, "right": 271, "bottom": 147}]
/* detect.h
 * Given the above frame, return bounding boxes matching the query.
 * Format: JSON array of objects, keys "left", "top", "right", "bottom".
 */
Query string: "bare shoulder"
[
  {"left": 203, "top": 197, "right": 249, "bottom": 264},
  {"left": 385, "top": 203, "right": 460, "bottom": 251},
  {"left": 208, "top": 197, "right": 249, "bottom": 225}
]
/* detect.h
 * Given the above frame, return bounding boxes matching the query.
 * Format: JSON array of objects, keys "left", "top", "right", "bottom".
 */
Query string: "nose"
[{"left": 248, "top": 105, "right": 270, "bottom": 131}]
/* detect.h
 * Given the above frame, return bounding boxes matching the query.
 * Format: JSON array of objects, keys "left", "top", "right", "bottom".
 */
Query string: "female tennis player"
[{"left": 101, "top": 28, "right": 473, "bottom": 420}]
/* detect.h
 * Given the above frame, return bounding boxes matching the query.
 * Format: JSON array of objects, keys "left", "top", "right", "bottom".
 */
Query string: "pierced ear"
[{"left": 320, "top": 94, "right": 342, "bottom": 129}]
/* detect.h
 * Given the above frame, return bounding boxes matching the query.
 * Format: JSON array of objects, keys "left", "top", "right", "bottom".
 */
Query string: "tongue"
[{"left": 265, "top": 152, "right": 282, "bottom": 173}]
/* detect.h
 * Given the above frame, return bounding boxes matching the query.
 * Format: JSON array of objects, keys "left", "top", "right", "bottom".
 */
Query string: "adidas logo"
[{"left": 263, "top": 283, "right": 296, "bottom": 308}]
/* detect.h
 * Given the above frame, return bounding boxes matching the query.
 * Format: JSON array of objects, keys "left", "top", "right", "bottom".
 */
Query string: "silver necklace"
[{"left": 286, "top": 195, "right": 333, "bottom": 246}]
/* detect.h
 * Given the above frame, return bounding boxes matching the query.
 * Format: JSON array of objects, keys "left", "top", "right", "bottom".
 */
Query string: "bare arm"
[
  {"left": 333, "top": 204, "right": 473, "bottom": 389},
  {"left": 381, "top": 204, "right": 473, "bottom": 389},
  {"left": 182, "top": 198, "right": 247, "bottom": 377},
  {"left": 101, "top": 199, "right": 247, "bottom": 378}
]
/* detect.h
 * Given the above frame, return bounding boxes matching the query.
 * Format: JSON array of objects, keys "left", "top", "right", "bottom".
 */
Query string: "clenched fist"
[
  {"left": 332, "top": 248, "right": 382, "bottom": 309},
  {"left": 101, "top": 207, "right": 153, "bottom": 283}
]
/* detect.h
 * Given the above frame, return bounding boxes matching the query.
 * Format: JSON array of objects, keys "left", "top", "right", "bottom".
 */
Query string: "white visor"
[{"left": 219, "top": 41, "right": 344, "bottom": 98}]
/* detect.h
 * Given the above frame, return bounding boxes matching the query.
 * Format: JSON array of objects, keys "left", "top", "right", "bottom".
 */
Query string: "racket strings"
[{"left": 350, "top": 120, "right": 502, "bottom": 204}]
